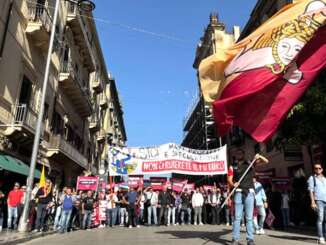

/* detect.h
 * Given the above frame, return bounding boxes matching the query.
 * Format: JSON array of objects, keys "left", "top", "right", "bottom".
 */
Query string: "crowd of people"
[
  {"left": 0, "top": 149, "right": 324, "bottom": 245},
  {"left": 0, "top": 176, "right": 288, "bottom": 237}
]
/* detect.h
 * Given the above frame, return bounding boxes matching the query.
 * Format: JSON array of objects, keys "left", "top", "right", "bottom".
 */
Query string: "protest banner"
[
  {"left": 109, "top": 144, "right": 227, "bottom": 176},
  {"left": 76, "top": 176, "right": 99, "bottom": 191},
  {"left": 128, "top": 175, "right": 144, "bottom": 188}
]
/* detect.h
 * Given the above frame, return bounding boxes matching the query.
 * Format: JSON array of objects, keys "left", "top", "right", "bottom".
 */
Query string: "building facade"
[
  {"left": 176, "top": 14, "right": 239, "bottom": 184},
  {"left": 0, "top": 0, "right": 126, "bottom": 191},
  {"left": 182, "top": 14, "right": 239, "bottom": 150}
]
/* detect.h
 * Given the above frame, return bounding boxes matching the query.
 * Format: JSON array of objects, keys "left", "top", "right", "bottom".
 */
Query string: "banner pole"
[{"left": 109, "top": 175, "right": 113, "bottom": 193}]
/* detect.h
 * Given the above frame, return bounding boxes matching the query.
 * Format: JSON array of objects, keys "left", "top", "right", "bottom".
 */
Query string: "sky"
[{"left": 94, "top": 0, "right": 257, "bottom": 147}]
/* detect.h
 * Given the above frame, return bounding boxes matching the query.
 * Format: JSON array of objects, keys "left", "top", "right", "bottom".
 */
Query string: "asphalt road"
[{"left": 22, "top": 225, "right": 317, "bottom": 245}]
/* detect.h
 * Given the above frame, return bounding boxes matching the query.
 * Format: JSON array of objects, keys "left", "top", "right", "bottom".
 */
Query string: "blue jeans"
[
  {"left": 233, "top": 192, "right": 255, "bottom": 241},
  {"left": 255, "top": 205, "right": 266, "bottom": 230},
  {"left": 180, "top": 208, "right": 192, "bottom": 225},
  {"left": 83, "top": 210, "right": 92, "bottom": 229},
  {"left": 7, "top": 206, "right": 18, "bottom": 229},
  {"left": 316, "top": 201, "right": 326, "bottom": 238},
  {"left": 281, "top": 208, "right": 290, "bottom": 228},
  {"left": 60, "top": 209, "right": 72, "bottom": 232},
  {"left": 0, "top": 212, "right": 3, "bottom": 231},
  {"left": 106, "top": 208, "right": 117, "bottom": 227},
  {"left": 147, "top": 206, "right": 158, "bottom": 225},
  {"left": 54, "top": 206, "right": 62, "bottom": 229}
]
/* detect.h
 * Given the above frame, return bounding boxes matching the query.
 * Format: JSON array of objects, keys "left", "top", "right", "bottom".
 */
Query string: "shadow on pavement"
[
  {"left": 156, "top": 229, "right": 231, "bottom": 245},
  {"left": 267, "top": 234, "right": 316, "bottom": 243}
]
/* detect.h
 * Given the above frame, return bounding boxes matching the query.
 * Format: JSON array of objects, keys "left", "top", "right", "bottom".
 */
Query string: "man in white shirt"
[
  {"left": 281, "top": 190, "right": 290, "bottom": 229},
  {"left": 192, "top": 187, "right": 204, "bottom": 225},
  {"left": 145, "top": 187, "right": 158, "bottom": 226},
  {"left": 106, "top": 190, "right": 118, "bottom": 227}
]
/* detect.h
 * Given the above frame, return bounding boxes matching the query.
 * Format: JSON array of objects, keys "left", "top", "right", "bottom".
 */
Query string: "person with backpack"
[
  {"left": 59, "top": 187, "right": 74, "bottom": 233},
  {"left": 308, "top": 162, "right": 326, "bottom": 244}
]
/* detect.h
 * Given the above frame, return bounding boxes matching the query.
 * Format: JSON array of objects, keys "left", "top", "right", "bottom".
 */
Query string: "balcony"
[
  {"left": 58, "top": 61, "right": 92, "bottom": 117},
  {"left": 66, "top": 2, "right": 95, "bottom": 72},
  {"left": 25, "top": 2, "right": 52, "bottom": 52},
  {"left": 46, "top": 134, "right": 88, "bottom": 169},
  {"left": 4, "top": 104, "right": 44, "bottom": 145},
  {"left": 91, "top": 73, "right": 103, "bottom": 93},
  {"left": 99, "top": 92, "right": 108, "bottom": 109},
  {"left": 97, "top": 129, "right": 106, "bottom": 143},
  {"left": 89, "top": 115, "right": 100, "bottom": 132}
]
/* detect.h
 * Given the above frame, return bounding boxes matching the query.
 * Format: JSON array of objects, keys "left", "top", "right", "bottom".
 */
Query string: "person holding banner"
[
  {"left": 227, "top": 149, "right": 255, "bottom": 245},
  {"left": 82, "top": 191, "right": 95, "bottom": 230}
]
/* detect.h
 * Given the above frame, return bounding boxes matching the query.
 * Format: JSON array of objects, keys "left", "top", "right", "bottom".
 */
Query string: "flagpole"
[
  {"left": 219, "top": 154, "right": 268, "bottom": 211},
  {"left": 18, "top": 0, "right": 60, "bottom": 232}
]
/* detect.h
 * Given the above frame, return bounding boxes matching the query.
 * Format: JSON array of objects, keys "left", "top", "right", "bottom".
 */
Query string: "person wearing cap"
[
  {"left": 0, "top": 190, "right": 5, "bottom": 232},
  {"left": 7, "top": 182, "right": 23, "bottom": 230}
]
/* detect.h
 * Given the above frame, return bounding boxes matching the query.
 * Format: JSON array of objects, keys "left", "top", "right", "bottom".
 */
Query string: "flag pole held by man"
[{"left": 199, "top": 0, "right": 326, "bottom": 143}]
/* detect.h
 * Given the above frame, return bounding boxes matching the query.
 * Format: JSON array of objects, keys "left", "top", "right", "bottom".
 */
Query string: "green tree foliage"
[{"left": 278, "top": 70, "right": 326, "bottom": 146}]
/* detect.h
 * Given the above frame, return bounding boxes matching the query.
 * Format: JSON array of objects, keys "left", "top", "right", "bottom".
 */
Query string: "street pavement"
[{"left": 21, "top": 225, "right": 318, "bottom": 245}]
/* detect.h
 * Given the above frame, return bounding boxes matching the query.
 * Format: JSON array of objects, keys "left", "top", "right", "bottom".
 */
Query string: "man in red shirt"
[{"left": 7, "top": 182, "right": 23, "bottom": 229}]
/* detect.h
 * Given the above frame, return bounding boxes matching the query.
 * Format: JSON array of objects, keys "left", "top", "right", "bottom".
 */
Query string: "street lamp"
[{"left": 18, "top": 0, "right": 95, "bottom": 232}]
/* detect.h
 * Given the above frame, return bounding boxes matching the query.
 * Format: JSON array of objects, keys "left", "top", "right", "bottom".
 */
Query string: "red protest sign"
[{"left": 76, "top": 176, "right": 99, "bottom": 191}]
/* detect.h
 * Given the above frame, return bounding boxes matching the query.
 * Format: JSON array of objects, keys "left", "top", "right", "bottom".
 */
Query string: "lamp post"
[{"left": 18, "top": 0, "right": 95, "bottom": 232}]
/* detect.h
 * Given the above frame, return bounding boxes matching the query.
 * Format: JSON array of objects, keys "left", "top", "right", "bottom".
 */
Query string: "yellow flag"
[{"left": 39, "top": 164, "right": 46, "bottom": 188}]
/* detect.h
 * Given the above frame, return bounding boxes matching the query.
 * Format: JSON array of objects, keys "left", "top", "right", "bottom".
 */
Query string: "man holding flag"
[{"left": 198, "top": 0, "right": 326, "bottom": 244}]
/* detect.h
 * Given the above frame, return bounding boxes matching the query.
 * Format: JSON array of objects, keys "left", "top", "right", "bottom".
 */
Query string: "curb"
[{"left": 0, "top": 230, "right": 56, "bottom": 245}]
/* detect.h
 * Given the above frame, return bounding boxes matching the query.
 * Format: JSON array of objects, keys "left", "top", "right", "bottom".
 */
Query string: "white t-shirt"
[
  {"left": 281, "top": 193, "right": 289, "bottom": 209},
  {"left": 106, "top": 193, "right": 118, "bottom": 209}
]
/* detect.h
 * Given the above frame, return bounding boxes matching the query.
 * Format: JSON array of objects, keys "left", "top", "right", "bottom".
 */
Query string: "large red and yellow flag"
[{"left": 199, "top": 0, "right": 326, "bottom": 142}]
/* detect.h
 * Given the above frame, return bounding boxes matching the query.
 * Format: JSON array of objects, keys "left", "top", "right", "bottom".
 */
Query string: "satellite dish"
[{"left": 77, "top": 0, "right": 96, "bottom": 12}]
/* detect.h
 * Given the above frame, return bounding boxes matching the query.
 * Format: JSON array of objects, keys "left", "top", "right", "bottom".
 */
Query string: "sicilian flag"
[{"left": 199, "top": 0, "right": 326, "bottom": 142}]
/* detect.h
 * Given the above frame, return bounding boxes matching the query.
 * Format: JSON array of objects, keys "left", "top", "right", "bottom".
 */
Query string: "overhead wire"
[{"left": 23, "top": 0, "right": 197, "bottom": 45}]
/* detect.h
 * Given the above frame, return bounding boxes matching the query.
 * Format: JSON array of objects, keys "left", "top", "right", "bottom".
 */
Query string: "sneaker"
[
  {"left": 319, "top": 238, "right": 326, "bottom": 244},
  {"left": 173, "top": 223, "right": 177, "bottom": 226},
  {"left": 199, "top": 223, "right": 204, "bottom": 226},
  {"left": 194, "top": 222, "right": 197, "bottom": 226},
  {"left": 256, "top": 229, "right": 261, "bottom": 235},
  {"left": 259, "top": 228, "right": 265, "bottom": 235},
  {"left": 231, "top": 240, "right": 239, "bottom": 245},
  {"left": 247, "top": 240, "right": 255, "bottom": 245},
  {"left": 136, "top": 225, "right": 140, "bottom": 228},
  {"left": 226, "top": 223, "right": 230, "bottom": 226},
  {"left": 86, "top": 229, "right": 91, "bottom": 231},
  {"left": 119, "top": 224, "right": 124, "bottom": 227},
  {"left": 129, "top": 225, "right": 132, "bottom": 229}
]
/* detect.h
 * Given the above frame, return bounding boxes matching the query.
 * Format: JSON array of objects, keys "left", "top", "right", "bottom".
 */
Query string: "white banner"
[{"left": 108, "top": 143, "right": 227, "bottom": 176}]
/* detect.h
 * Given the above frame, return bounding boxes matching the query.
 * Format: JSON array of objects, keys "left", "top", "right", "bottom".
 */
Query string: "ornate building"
[{"left": 0, "top": 0, "right": 126, "bottom": 191}]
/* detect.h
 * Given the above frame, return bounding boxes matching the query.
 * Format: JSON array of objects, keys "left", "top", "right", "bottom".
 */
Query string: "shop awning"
[{"left": 0, "top": 154, "right": 41, "bottom": 179}]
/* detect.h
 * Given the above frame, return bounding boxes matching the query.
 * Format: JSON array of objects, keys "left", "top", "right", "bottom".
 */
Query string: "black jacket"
[{"left": 158, "top": 191, "right": 171, "bottom": 206}]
